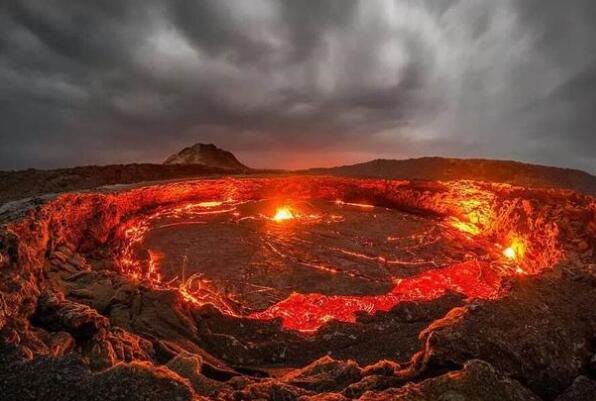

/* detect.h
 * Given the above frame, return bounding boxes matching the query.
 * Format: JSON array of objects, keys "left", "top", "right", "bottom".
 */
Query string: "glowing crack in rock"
[{"left": 335, "top": 200, "right": 375, "bottom": 209}]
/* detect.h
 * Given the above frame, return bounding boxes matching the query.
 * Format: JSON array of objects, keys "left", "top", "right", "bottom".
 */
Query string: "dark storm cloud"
[{"left": 0, "top": 0, "right": 595, "bottom": 172}]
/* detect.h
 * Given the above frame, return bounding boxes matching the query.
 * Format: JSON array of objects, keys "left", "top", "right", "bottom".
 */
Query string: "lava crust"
[{"left": 0, "top": 176, "right": 594, "bottom": 401}]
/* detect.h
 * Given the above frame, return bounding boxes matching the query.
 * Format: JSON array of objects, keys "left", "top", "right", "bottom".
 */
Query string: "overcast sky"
[{"left": 1, "top": 1, "right": 595, "bottom": 172}]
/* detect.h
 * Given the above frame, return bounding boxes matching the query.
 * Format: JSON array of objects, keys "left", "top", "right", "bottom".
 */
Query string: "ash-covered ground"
[{"left": 0, "top": 176, "right": 594, "bottom": 401}]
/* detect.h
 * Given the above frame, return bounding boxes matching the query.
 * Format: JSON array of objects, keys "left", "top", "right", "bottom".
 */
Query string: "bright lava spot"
[
  {"left": 503, "top": 236, "right": 526, "bottom": 261},
  {"left": 503, "top": 247, "right": 517, "bottom": 259},
  {"left": 273, "top": 207, "right": 294, "bottom": 222},
  {"left": 450, "top": 218, "right": 480, "bottom": 235},
  {"left": 196, "top": 201, "right": 223, "bottom": 208}
]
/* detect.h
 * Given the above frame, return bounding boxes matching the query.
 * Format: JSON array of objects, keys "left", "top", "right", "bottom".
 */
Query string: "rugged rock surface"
[
  {"left": 357, "top": 360, "right": 541, "bottom": 401},
  {"left": 554, "top": 376, "right": 596, "bottom": 401},
  {"left": 0, "top": 346, "right": 195, "bottom": 401},
  {"left": 415, "top": 274, "right": 596, "bottom": 399},
  {"left": 163, "top": 143, "right": 249, "bottom": 171}
]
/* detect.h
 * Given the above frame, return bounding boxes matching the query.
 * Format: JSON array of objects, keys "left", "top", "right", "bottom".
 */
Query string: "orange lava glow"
[
  {"left": 449, "top": 218, "right": 480, "bottom": 235},
  {"left": 272, "top": 207, "right": 295, "bottom": 222},
  {"left": 179, "top": 274, "right": 237, "bottom": 315},
  {"left": 503, "top": 247, "right": 516, "bottom": 259},
  {"left": 250, "top": 260, "right": 501, "bottom": 332},
  {"left": 511, "top": 237, "right": 525, "bottom": 258},
  {"left": 503, "top": 236, "right": 526, "bottom": 260},
  {"left": 116, "top": 200, "right": 236, "bottom": 282},
  {"left": 196, "top": 201, "right": 224, "bottom": 208}
]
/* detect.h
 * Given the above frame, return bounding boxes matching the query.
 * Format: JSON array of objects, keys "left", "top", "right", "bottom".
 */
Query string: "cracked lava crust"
[{"left": 0, "top": 176, "right": 595, "bottom": 401}]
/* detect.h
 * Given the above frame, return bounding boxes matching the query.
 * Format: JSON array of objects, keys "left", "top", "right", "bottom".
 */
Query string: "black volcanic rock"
[
  {"left": 555, "top": 376, "right": 596, "bottom": 401},
  {"left": 163, "top": 143, "right": 248, "bottom": 171},
  {"left": 358, "top": 360, "right": 541, "bottom": 401},
  {"left": 416, "top": 275, "right": 596, "bottom": 399}
]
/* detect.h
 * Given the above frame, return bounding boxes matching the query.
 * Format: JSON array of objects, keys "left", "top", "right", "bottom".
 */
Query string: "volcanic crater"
[{"left": 1, "top": 175, "right": 595, "bottom": 400}]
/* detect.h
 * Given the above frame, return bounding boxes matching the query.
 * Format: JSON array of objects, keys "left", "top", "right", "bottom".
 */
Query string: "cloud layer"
[{"left": 1, "top": 0, "right": 595, "bottom": 172}]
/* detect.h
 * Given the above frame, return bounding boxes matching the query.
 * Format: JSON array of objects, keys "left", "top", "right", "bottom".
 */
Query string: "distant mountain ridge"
[
  {"left": 306, "top": 157, "right": 596, "bottom": 195},
  {"left": 1, "top": 151, "right": 594, "bottom": 207},
  {"left": 164, "top": 143, "right": 249, "bottom": 171}
]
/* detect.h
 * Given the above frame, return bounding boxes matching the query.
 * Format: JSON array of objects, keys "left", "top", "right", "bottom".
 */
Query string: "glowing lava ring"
[{"left": 111, "top": 176, "right": 560, "bottom": 333}]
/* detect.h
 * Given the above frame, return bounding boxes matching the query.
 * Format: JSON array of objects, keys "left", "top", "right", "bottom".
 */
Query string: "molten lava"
[
  {"left": 449, "top": 217, "right": 480, "bottom": 236},
  {"left": 272, "top": 207, "right": 295, "bottom": 222},
  {"left": 504, "top": 236, "right": 526, "bottom": 260},
  {"left": 250, "top": 260, "right": 501, "bottom": 332},
  {"left": 196, "top": 201, "right": 224, "bottom": 208},
  {"left": 503, "top": 247, "right": 516, "bottom": 260}
]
